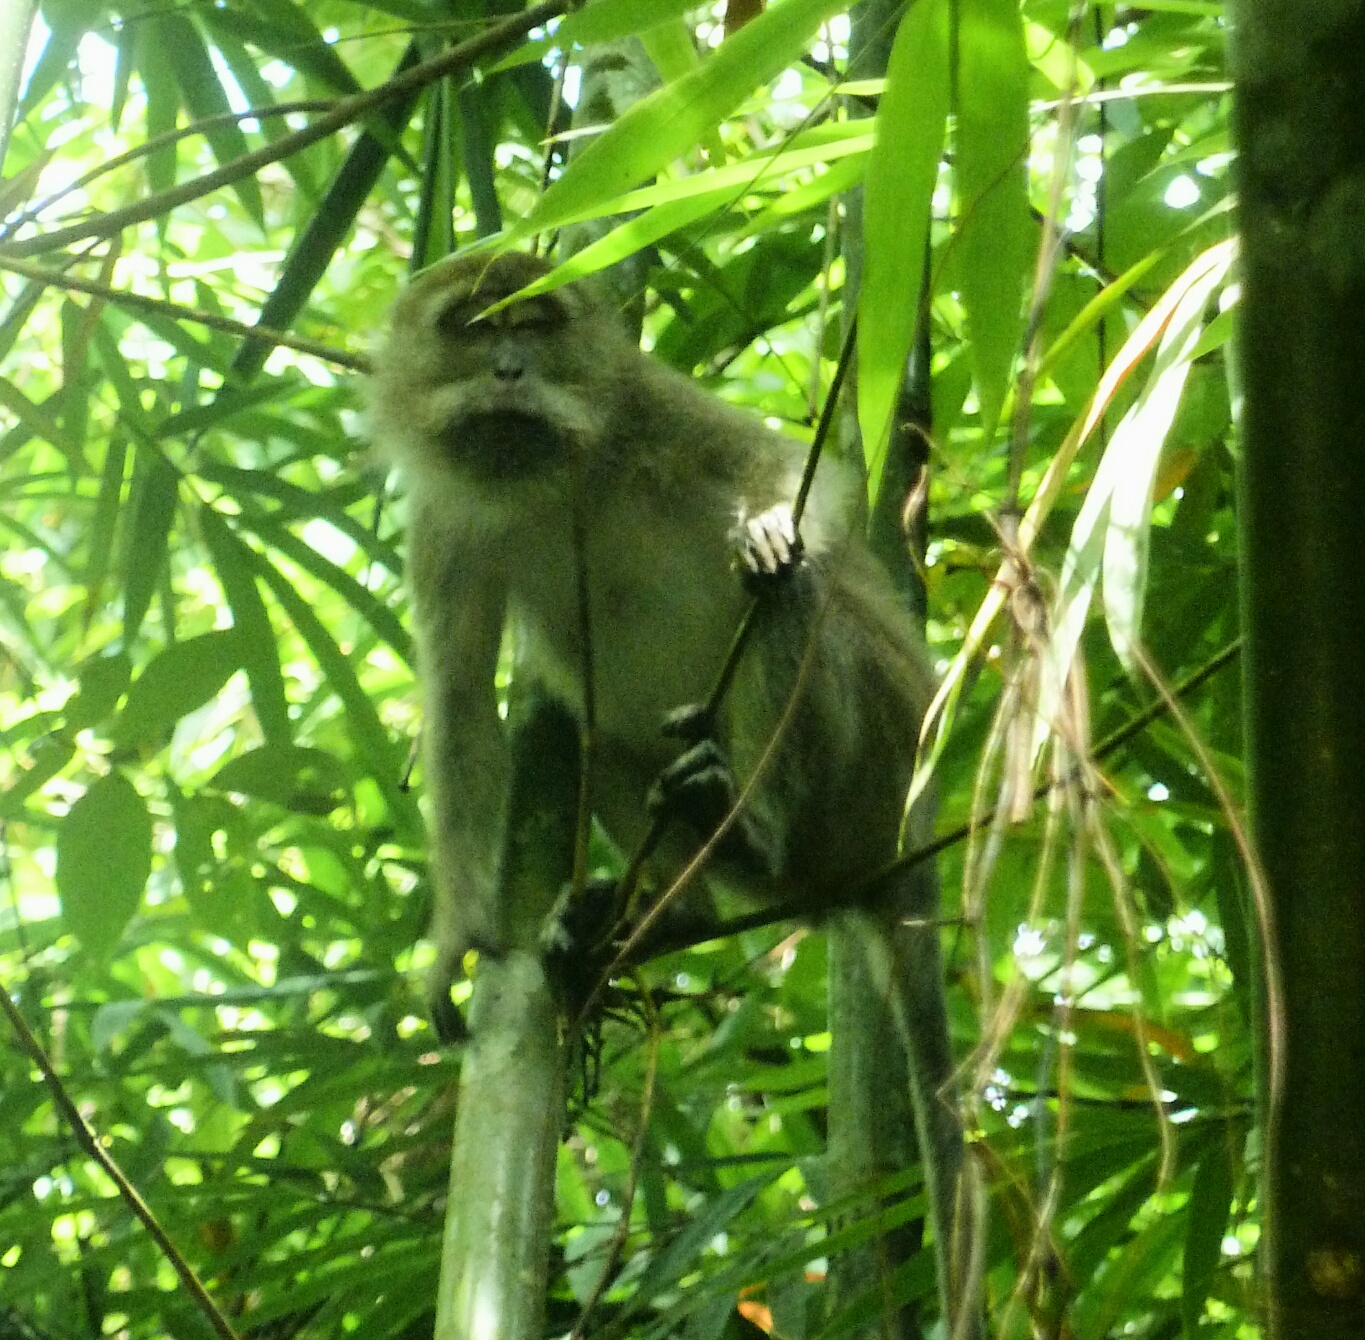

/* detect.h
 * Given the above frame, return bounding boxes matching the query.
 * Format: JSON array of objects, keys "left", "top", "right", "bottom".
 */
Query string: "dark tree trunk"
[{"left": 1232, "top": 4, "right": 1365, "bottom": 1334}]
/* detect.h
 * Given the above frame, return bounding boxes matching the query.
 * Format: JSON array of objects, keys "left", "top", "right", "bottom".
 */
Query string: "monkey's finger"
[
  {"left": 740, "top": 503, "right": 803, "bottom": 579},
  {"left": 660, "top": 701, "right": 714, "bottom": 743},
  {"left": 647, "top": 740, "right": 737, "bottom": 825}
]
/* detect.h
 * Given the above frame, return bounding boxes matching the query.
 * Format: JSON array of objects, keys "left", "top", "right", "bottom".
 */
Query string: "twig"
[
  {"left": 567, "top": 995, "right": 661, "bottom": 1340},
  {"left": 0, "top": 981, "right": 242, "bottom": 1340},
  {"left": 0, "top": 100, "right": 338, "bottom": 240},
  {"left": 0, "top": 254, "right": 369, "bottom": 371}
]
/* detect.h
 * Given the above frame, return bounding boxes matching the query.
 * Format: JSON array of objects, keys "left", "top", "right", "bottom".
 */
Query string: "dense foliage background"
[{"left": 0, "top": 1, "right": 1255, "bottom": 1336}]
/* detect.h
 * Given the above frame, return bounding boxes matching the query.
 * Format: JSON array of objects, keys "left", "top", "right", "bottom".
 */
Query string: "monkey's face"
[{"left": 370, "top": 253, "right": 618, "bottom": 490}]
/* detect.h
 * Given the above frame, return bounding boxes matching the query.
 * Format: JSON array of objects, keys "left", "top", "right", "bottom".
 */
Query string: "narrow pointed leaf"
[
  {"left": 1182, "top": 1137, "right": 1235, "bottom": 1337},
  {"left": 159, "top": 13, "right": 265, "bottom": 227},
  {"left": 956, "top": 0, "right": 1032, "bottom": 438},
  {"left": 211, "top": 745, "right": 352, "bottom": 815},
  {"left": 1102, "top": 260, "right": 1224, "bottom": 669},
  {"left": 201, "top": 509, "right": 292, "bottom": 744},
  {"left": 857, "top": 0, "right": 950, "bottom": 495},
  {"left": 528, "top": 0, "right": 848, "bottom": 235},
  {"left": 121, "top": 454, "right": 178, "bottom": 642}
]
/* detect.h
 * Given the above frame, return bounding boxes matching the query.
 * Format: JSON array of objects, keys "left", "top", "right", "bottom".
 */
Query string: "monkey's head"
[{"left": 370, "top": 252, "right": 629, "bottom": 497}]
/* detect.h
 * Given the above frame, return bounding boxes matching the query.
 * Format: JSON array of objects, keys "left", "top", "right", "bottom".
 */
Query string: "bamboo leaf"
[
  {"left": 121, "top": 453, "right": 178, "bottom": 643},
  {"left": 956, "top": 0, "right": 1033, "bottom": 439},
  {"left": 0, "top": 374, "right": 86, "bottom": 465},
  {"left": 250, "top": 551, "right": 416, "bottom": 830},
  {"left": 1182, "top": 1136, "right": 1235, "bottom": 1337},
  {"left": 1102, "top": 258, "right": 1225, "bottom": 670},
  {"left": 205, "top": 5, "right": 363, "bottom": 97},
  {"left": 211, "top": 744, "right": 351, "bottom": 815},
  {"left": 57, "top": 772, "right": 153, "bottom": 959},
  {"left": 198, "top": 462, "right": 403, "bottom": 575},
  {"left": 113, "top": 630, "right": 246, "bottom": 747},
  {"left": 238, "top": 513, "right": 412, "bottom": 665},
  {"left": 135, "top": 26, "right": 181, "bottom": 201},
  {"left": 857, "top": 0, "right": 950, "bottom": 496},
  {"left": 66, "top": 651, "right": 133, "bottom": 731},
  {"left": 555, "top": 0, "right": 693, "bottom": 46},
  {"left": 0, "top": 737, "right": 76, "bottom": 820},
  {"left": 158, "top": 12, "right": 265, "bottom": 227},
  {"left": 526, "top": 0, "right": 848, "bottom": 235},
  {"left": 201, "top": 508, "right": 292, "bottom": 745},
  {"left": 911, "top": 239, "right": 1236, "bottom": 805},
  {"left": 230, "top": 42, "right": 424, "bottom": 380}
]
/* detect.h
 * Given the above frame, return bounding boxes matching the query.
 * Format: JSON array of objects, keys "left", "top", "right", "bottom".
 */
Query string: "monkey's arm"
[{"left": 409, "top": 508, "right": 510, "bottom": 1040}]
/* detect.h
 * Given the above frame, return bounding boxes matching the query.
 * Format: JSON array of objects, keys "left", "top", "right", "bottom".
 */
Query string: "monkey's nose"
[{"left": 494, "top": 358, "right": 524, "bottom": 382}]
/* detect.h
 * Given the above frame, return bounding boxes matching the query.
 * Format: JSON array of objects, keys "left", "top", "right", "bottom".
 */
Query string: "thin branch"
[
  {"left": 0, "top": 254, "right": 370, "bottom": 372},
  {"left": 568, "top": 997, "right": 661, "bottom": 1340},
  {"left": 0, "top": 979, "right": 242, "bottom": 1340},
  {"left": 0, "top": 99, "right": 338, "bottom": 240}
]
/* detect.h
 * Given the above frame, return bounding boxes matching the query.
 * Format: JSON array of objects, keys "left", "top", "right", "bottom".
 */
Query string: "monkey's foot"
[
  {"left": 735, "top": 501, "right": 803, "bottom": 587},
  {"left": 540, "top": 875, "right": 624, "bottom": 992}
]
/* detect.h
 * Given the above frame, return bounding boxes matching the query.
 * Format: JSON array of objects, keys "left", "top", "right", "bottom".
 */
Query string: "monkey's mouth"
[{"left": 441, "top": 410, "right": 568, "bottom": 478}]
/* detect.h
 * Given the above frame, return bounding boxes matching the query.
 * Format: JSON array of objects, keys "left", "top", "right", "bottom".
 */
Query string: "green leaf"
[
  {"left": 956, "top": 0, "right": 1033, "bottom": 439},
  {"left": 0, "top": 737, "right": 76, "bottom": 820},
  {"left": 239, "top": 512, "right": 412, "bottom": 664},
  {"left": 159, "top": 13, "right": 265, "bottom": 226},
  {"left": 66, "top": 651, "right": 133, "bottom": 731},
  {"left": 1182, "top": 1136, "right": 1235, "bottom": 1337},
  {"left": 83, "top": 433, "right": 129, "bottom": 617},
  {"left": 113, "top": 630, "right": 245, "bottom": 747},
  {"left": 231, "top": 40, "right": 424, "bottom": 380},
  {"left": 57, "top": 772, "right": 153, "bottom": 958},
  {"left": 250, "top": 552, "right": 418, "bottom": 833},
  {"left": 200, "top": 509, "right": 291, "bottom": 744},
  {"left": 210, "top": 745, "right": 352, "bottom": 814},
  {"left": 209, "top": 3, "right": 363, "bottom": 97},
  {"left": 527, "top": 0, "right": 848, "bottom": 235},
  {"left": 135, "top": 25, "right": 179, "bottom": 200},
  {"left": 555, "top": 0, "right": 693, "bottom": 46},
  {"left": 120, "top": 453, "right": 178, "bottom": 643},
  {"left": 857, "top": 0, "right": 950, "bottom": 496},
  {"left": 0, "top": 374, "right": 87, "bottom": 465}
]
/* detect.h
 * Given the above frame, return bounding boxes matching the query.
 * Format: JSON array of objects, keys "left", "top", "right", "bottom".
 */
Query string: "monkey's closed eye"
[{"left": 434, "top": 300, "right": 477, "bottom": 340}]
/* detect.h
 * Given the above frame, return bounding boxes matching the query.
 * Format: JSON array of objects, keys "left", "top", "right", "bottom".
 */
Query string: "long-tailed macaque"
[
  {"left": 371, "top": 248, "right": 970, "bottom": 1330},
  {"left": 370, "top": 247, "right": 939, "bottom": 1000}
]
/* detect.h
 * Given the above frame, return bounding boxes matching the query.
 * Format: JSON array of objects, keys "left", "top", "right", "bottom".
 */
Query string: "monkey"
[
  {"left": 369, "top": 247, "right": 938, "bottom": 997},
  {"left": 368, "top": 250, "right": 972, "bottom": 1330}
]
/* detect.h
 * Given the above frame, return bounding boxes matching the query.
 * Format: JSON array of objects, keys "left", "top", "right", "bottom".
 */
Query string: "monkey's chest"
[{"left": 507, "top": 517, "right": 743, "bottom": 747}]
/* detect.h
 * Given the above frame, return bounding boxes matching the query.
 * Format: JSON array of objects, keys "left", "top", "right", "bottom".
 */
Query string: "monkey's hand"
[
  {"left": 735, "top": 501, "right": 804, "bottom": 588},
  {"left": 647, "top": 738, "right": 778, "bottom": 876}
]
